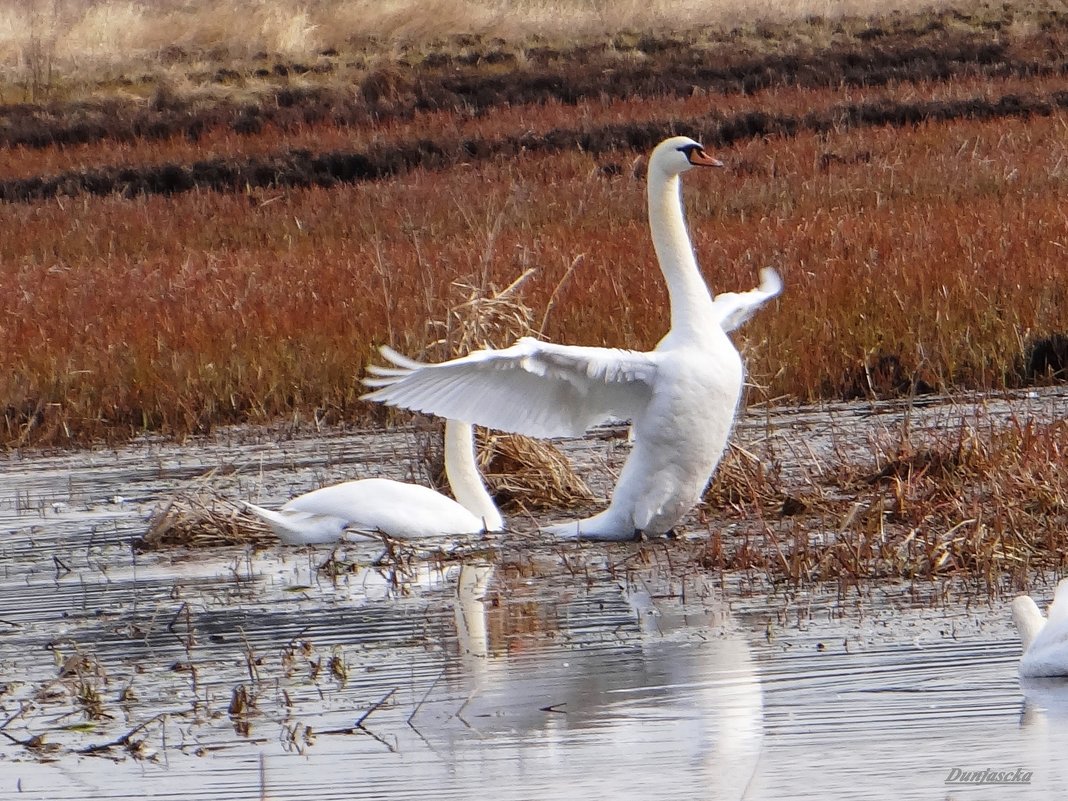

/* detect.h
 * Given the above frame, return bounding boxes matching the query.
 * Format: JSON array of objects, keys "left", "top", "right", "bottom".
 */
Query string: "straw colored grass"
[
  {"left": 479, "top": 431, "right": 595, "bottom": 512},
  {"left": 0, "top": 0, "right": 984, "bottom": 70},
  {"left": 140, "top": 493, "right": 274, "bottom": 550},
  {"left": 423, "top": 269, "right": 595, "bottom": 512},
  {"left": 1, "top": 0, "right": 1057, "bottom": 104}
]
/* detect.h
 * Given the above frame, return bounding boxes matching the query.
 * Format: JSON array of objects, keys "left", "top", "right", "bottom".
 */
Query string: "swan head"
[
  {"left": 649, "top": 136, "right": 724, "bottom": 179},
  {"left": 1012, "top": 594, "right": 1046, "bottom": 652}
]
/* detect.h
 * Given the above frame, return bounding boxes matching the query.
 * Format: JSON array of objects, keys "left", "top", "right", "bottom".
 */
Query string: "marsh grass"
[
  {"left": 699, "top": 415, "right": 1068, "bottom": 587},
  {"left": 6, "top": 101, "right": 1066, "bottom": 448},
  {"left": 0, "top": 0, "right": 1066, "bottom": 465}
]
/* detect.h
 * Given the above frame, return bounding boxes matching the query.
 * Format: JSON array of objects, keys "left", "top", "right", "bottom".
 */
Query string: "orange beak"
[{"left": 688, "top": 148, "right": 724, "bottom": 168}]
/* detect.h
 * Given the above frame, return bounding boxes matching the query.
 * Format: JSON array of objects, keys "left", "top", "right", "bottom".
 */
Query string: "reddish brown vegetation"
[
  {"left": 3, "top": 87, "right": 1068, "bottom": 202},
  {"left": 1, "top": 5, "right": 1068, "bottom": 448}
]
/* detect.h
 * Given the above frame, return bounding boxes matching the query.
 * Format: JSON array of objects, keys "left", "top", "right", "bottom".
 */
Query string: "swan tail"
[{"left": 242, "top": 502, "right": 349, "bottom": 545}]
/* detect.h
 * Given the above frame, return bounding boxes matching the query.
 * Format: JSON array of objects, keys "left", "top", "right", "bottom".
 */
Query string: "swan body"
[
  {"left": 1012, "top": 578, "right": 1068, "bottom": 678},
  {"left": 245, "top": 420, "right": 502, "bottom": 544},
  {"left": 363, "top": 136, "right": 781, "bottom": 541}
]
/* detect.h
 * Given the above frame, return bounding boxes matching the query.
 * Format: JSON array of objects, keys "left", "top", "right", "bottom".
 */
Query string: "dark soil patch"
[
  {"left": 1019, "top": 333, "right": 1068, "bottom": 383},
  {"left": 4, "top": 89, "right": 1066, "bottom": 203},
  {"left": 3, "top": 9, "right": 1067, "bottom": 151},
  {"left": 838, "top": 352, "right": 940, "bottom": 401}
]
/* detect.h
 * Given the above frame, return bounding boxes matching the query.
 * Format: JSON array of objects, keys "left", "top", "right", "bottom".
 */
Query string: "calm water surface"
[{"left": 3, "top": 392, "right": 1068, "bottom": 800}]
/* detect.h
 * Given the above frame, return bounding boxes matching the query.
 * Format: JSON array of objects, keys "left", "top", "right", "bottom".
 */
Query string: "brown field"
[{"left": 1, "top": 0, "right": 1067, "bottom": 451}]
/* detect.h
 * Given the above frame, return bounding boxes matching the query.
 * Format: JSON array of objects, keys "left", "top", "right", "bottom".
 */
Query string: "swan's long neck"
[
  {"left": 444, "top": 420, "right": 503, "bottom": 532},
  {"left": 1012, "top": 596, "right": 1045, "bottom": 651},
  {"left": 648, "top": 169, "right": 717, "bottom": 338}
]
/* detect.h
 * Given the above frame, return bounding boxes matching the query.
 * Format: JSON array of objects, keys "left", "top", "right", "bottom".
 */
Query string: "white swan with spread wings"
[
  {"left": 363, "top": 136, "right": 780, "bottom": 541},
  {"left": 245, "top": 419, "right": 502, "bottom": 544}
]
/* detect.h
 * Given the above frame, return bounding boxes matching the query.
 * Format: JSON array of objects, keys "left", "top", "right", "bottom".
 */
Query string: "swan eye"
[{"left": 678, "top": 143, "right": 724, "bottom": 168}]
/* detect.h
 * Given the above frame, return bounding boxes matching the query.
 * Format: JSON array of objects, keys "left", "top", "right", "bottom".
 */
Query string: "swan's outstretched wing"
[
  {"left": 711, "top": 268, "right": 782, "bottom": 333},
  {"left": 362, "top": 336, "right": 658, "bottom": 438}
]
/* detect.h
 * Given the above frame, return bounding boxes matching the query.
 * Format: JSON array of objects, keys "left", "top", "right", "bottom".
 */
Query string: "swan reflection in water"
[
  {"left": 1015, "top": 579, "right": 1068, "bottom": 745},
  {"left": 441, "top": 564, "right": 765, "bottom": 800}
]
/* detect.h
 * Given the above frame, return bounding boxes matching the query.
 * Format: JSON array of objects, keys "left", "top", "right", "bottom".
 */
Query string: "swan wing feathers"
[
  {"left": 362, "top": 338, "right": 658, "bottom": 438},
  {"left": 711, "top": 267, "right": 783, "bottom": 333},
  {"left": 1028, "top": 578, "right": 1068, "bottom": 656}
]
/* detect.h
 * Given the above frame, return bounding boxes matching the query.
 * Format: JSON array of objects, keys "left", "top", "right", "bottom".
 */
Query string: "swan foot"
[
  {"left": 636, "top": 528, "right": 677, "bottom": 541},
  {"left": 544, "top": 517, "right": 683, "bottom": 542},
  {"left": 543, "top": 521, "right": 642, "bottom": 542}
]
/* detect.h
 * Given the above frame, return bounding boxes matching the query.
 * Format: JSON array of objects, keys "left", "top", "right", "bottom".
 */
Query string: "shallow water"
[{"left": 3, "top": 389, "right": 1068, "bottom": 800}]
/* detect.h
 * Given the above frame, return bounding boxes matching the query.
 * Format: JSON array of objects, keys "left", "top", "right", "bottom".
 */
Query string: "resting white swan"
[
  {"left": 1012, "top": 578, "right": 1068, "bottom": 678},
  {"left": 245, "top": 419, "right": 503, "bottom": 544},
  {"left": 362, "top": 136, "right": 781, "bottom": 541}
]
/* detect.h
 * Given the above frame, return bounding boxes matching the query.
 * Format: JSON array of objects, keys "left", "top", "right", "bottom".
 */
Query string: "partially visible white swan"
[
  {"left": 245, "top": 420, "right": 503, "bottom": 544},
  {"left": 363, "top": 136, "right": 781, "bottom": 541},
  {"left": 1012, "top": 578, "right": 1068, "bottom": 678}
]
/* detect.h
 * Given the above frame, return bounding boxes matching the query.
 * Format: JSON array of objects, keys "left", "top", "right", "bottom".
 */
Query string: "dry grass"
[
  {"left": 139, "top": 493, "right": 274, "bottom": 550},
  {"left": 698, "top": 416, "right": 1068, "bottom": 588},
  {"left": 478, "top": 431, "right": 595, "bottom": 511},
  {"left": 0, "top": 0, "right": 1057, "bottom": 104},
  {"left": 8, "top": 68, "right": 1068, "bottom": 179},
  {"left": 4, "top": 106, "right": 1066, "bottom": 446},
  {"left": 0, "top": 0, "right": 982, "bottom": 72}
]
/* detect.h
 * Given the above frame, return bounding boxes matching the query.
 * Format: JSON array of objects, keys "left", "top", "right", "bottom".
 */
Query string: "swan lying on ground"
[
  {"left": 1012, "top": 578, "right": 1068, "bottom": 678},
  {"left": 245, "top": 420, "right": 502, "bottom": 544},
  {"left": 363, "top": 136, "right": 781, "bottom": 541}
]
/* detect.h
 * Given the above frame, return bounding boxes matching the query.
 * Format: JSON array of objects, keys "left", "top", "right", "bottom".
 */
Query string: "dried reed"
[
  {"left": 424, "top": 268, "right": 595, "bottom": 511},
  {"left": 139, "top": 493, "right": 273, "bottom": 550}
]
